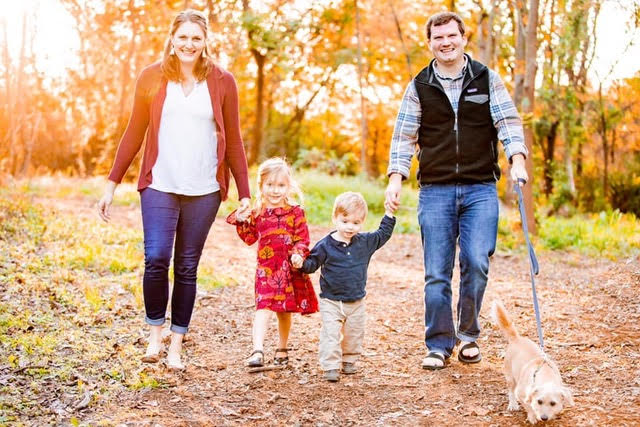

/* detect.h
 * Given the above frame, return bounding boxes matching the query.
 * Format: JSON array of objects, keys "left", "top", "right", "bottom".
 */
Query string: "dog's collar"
[{"left": 532, "top": 355, "right": 551, "bottom": 383}]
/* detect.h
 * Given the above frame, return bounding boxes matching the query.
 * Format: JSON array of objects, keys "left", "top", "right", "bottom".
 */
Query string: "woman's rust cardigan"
[{"left": 108, "top": 62, "right": 250, "bottom": 201}]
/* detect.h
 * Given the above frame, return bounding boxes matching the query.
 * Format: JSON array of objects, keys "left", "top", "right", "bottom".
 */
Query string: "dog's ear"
[
  {"left": 524, "top": 386, "right": 539, "bottom": 405},
  {"left": 561, "top": 387, "right": 574, "bottom": 406}
]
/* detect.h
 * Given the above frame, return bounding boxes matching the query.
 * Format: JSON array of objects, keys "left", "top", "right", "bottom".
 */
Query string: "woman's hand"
[{"left": 97, "top": 181, "right": 117, "bottom": 223}]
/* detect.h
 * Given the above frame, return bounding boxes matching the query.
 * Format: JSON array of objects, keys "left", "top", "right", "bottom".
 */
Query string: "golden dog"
[{"left": 492, "top": 300, "right": 573, "bottom": 424}]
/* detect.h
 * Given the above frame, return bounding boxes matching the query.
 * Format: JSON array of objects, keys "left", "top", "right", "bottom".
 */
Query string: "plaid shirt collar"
[{"left": 433, "top": 55, "right": 469, "bottom": 81}]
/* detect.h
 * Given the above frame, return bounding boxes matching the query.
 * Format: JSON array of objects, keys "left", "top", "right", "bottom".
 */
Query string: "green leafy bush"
[{"left": 295, "top": 148, "right": 360, "bottom": 176}]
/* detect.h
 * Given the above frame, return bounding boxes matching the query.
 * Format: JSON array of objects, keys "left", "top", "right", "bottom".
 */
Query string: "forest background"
[
  {"left": 2, "top": 0, "right": 640, "bottom": 423},
  {"left": 1, "top": 0, "right": 640, "bottom": 221}
]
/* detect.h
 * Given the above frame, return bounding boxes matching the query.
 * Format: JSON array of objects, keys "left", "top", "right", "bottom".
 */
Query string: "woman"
[{"left": 98, "top": 9, "right": 251, "bottom": 370}]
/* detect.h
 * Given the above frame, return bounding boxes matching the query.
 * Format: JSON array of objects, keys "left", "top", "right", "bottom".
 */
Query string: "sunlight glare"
[{"left": 2, "top": 0, "right": 80, "bottom": 80}]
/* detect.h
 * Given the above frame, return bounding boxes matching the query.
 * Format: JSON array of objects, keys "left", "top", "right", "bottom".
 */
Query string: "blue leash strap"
[{"left": 514, "top": 179, "right": 544, "bottom": 350}]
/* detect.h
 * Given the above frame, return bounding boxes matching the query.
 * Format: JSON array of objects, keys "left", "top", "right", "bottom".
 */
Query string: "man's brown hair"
[{"left": 425, "top": 11, "right": 466, "bottom": 40}]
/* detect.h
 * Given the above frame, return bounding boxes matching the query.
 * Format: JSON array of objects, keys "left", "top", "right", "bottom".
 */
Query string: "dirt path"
[{"left": 52, "top": 197, "right": 640, "bottom": 425}]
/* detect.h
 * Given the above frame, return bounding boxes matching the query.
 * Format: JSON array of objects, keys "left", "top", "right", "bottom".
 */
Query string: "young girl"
[{"left": 227, "top": 158, "right": 318, "bottom": 367}]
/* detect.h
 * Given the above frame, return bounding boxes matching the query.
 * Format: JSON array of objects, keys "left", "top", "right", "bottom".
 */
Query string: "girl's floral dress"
[{"left": 227, "top": 205, "right": 318, "bottom": 314}]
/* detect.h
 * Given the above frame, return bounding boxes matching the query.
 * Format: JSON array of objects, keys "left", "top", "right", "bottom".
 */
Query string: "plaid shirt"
[{"left": 387, "top": 56, "right": 527, "bottom": 178}]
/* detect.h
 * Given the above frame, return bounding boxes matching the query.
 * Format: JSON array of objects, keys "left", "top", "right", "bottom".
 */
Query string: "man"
[{"left": 384, "top": 11, "right": 528, "bottom": 370}]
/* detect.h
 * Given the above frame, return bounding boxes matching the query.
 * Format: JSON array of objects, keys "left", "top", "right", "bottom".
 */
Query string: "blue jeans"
[
  {"left": 140, "top": 188, "right": 220, "bottom": 334},
  {"left": 417, "top": 183, "right": 498, "bottom": 357}
]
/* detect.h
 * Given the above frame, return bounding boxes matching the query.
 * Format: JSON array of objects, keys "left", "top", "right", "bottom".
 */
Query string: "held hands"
[
  {"left": 291, "top": 254, "right": 303, "bottom": 269},
  {"left": 235, "top": 197, "right": 252, "bottom": 222},
  {"left": 97, "top": 180, "right": 117, "bottom": 223},
  {"left": 510, "top": 154, "right": 528, "bottom": 186},
  {"left": 384, "top": 174, "right": 402, "bottom": 213}
]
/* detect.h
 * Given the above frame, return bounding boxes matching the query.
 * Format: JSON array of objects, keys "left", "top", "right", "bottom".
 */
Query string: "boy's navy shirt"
[{"left": 301, "top": 215, "right": 396, "bottom": 302}]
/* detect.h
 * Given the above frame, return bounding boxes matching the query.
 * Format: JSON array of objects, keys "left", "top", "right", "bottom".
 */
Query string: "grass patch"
[
  {"left": 539, "top": 210, "right": 640, "bottom": 259},
  {"left": 199, "top": 265, "right": 238, "bottom": 291},
  {"left": 297, "top": 170, "right": 419, "bottom": 233},
  {"left": 0, "top": 188, "right": 150, "bottom": 423},
  {"left": 15, "top": 175, "right": 139, "bottom": 207}
]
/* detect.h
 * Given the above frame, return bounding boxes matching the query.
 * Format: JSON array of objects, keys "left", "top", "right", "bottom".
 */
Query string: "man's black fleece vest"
[{"left": 414, "top": 56, "right": 499, "bottom": 184}]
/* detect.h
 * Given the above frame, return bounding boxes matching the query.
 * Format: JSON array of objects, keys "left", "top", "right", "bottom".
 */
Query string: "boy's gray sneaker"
[
  {"left": 324, "top": 369, "right": 340, "bottom": 382},
  {"left": 342, "top": 362, "right": 357, "bottom": 374}
]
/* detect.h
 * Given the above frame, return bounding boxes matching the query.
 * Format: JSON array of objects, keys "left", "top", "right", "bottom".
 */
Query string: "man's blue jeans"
[
  {"left": 417, "top": 182, "right": 498, "bottom": 357},
  {"left": 140, "top": 188, "right": 220, "bottom": 334}
]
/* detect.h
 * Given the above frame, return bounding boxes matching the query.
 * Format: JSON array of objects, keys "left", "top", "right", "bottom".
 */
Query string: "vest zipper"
[
  {"left": 457, "top": 77, "right": 480, "bottom": 178},
  {"left": 454, "top": 112, "right": 459, "bottom": 175}
]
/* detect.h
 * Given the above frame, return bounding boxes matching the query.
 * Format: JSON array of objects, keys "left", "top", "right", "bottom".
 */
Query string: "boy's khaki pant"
[{"left": 318, "top": 297, "right": 366, "bottom": 371}]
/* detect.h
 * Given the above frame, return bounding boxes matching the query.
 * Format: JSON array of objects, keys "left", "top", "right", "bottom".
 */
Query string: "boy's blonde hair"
[
  {"left": 255, "top": 157, "right": 303, "bottom": 210},
  {"left": 332, "top": 191, "right": 368, "bottom": 220}
]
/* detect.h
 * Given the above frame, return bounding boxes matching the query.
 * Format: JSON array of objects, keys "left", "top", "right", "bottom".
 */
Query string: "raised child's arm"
[{"left": 366, "top": 214, "right": 396, "bottom": 252}]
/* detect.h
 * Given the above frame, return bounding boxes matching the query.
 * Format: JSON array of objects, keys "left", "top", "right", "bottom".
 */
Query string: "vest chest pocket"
[{"left": 464, "top": 94, "right": 489, "bottom": 104}]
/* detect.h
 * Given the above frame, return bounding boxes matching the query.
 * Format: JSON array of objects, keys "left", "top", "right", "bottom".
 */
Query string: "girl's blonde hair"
[{"left": 255, "top": 157, "right": 304, "bottom": 211}]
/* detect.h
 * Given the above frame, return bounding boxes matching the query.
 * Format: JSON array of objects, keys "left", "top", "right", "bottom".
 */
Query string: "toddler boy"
[{"left": 295, "top": 192, "right": 395, "bottom": 382}]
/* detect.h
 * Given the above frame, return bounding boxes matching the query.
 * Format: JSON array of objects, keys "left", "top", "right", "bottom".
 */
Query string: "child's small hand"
[
  {"left": 384, "top": 201, "right": 396, "bottom": 217},
  {"left": 235, "top": 198, "right": 251, "bottom": 222},
  {"left": 291, "top": 254, "right": 303, "bottom": 269},
  {"left": 235, "top": 211, "right": 249, "bottom": 222}
]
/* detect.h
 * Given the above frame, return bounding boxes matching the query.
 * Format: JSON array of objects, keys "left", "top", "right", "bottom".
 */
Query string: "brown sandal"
[{"left": 274, "top": 348, "right": 289, "bottom": 365}]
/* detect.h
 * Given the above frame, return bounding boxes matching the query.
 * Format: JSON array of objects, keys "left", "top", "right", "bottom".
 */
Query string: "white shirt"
[{"left": 150, "top": 80, "right": 220, "bottom": 196}]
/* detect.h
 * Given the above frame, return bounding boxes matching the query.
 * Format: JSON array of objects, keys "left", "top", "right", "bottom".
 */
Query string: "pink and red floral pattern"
[{"left": 227, "top": 205, "right": 318, "bottom": 314}]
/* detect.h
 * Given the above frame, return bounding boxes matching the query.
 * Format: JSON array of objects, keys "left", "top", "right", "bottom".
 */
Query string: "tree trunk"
[
  {"left": 11, "top": 12, "right": 29, "bottom": 175},
  {"left": 512, "top": 0, "right": 526, "bottom": 109},
  {"left": 116, "top": 0, "right": 138, "bottom": 144},
  {"left": 250, "top": 52, "right": 266, "bottom": 165},
  {"left": 1, "top": 17, "right": 12, "bottom": 166},
  {"left": 20, "top": 112, "right": 41, "bottom": 177},
  {"left": 543, "top": 120, "right": 558, "bottom": 197},
  {"left": 388, "top": 0, "right": 412, "bottom": 80},
  {"left": 522, "top": 0, "right": 539, "bottom": 234},
  {"left": 354, "top": 0, "right": 370, "bottom": 175},
  {"left": 242, "top": 0, "right": 267, "bottom": 165},
  {"left": 562, "top": 120, "right": 576, "bottom": 195},
  {"left": 598, "top": 84, "right": 609, "bottom": 199},
  {"left": 576, "top": 139, "right": 583, "bottom": 177}
]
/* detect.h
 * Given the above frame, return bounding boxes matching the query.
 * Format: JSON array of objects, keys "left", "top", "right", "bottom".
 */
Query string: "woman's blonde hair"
[
  {"left": 161, "top": 9, "right": 213, "bottom": 82},
  {"left": 255, "top": 157, "right": 303, "bottom": 211}
]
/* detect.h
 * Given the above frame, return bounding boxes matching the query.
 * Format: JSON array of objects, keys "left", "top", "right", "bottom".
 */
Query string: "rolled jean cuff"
[
  {"left": 145, "top": 316, "right": 165, "bottom": 326},
  {"left": 457, "top": 332, "right": 479, "bottom": 342},
  {"left": 171, "top": 324, "right": 188, "bottom": 334}
]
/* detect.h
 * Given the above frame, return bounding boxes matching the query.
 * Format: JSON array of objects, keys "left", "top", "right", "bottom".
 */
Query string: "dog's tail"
[{"left": 492, "top": 300, "right": 519, "bottom": 342}]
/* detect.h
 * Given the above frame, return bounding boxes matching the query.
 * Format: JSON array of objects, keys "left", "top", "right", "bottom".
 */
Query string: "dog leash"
[{"left": 514, "top": 178, "right": 544, "bottom": 350}]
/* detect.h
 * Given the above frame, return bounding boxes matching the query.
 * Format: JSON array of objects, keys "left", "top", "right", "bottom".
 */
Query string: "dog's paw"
[
  {"left": 527, "top": 413, "right": 538, "bottom": 424},
  {"left": 507, "top": 401, "right": 520, "bottom": 411}
]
